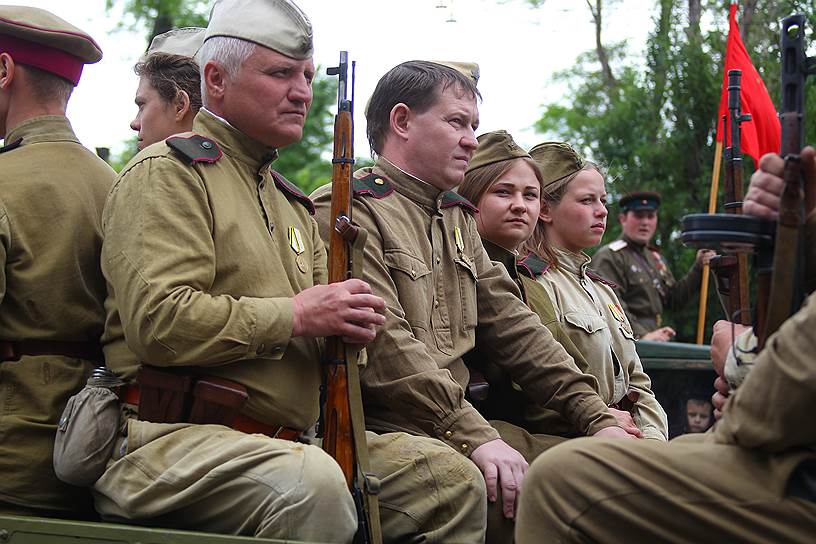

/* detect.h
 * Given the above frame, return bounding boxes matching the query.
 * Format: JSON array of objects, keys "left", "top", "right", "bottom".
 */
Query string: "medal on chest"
[
  {"left": 453, "top": 226, "right": 464, "bottom": 254},
  {"left": 288, "top": 226, "right": 307, "bottom": 273}
]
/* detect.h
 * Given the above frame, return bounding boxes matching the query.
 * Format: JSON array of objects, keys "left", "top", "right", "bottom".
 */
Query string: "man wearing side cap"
[
  {"left": 130, "top": 27, "right": 204, "bottom": 150},
  {"left": 312, "top": 60, "right": 638, "bottom": 542},
  {"left": 94, "top": 2, "right": 480, "bottom": 542},
  {"left": 0, "top": 6, "right": 114, "bottom": 518},
  {"left": 592, "top": 191, "right": 715, "bottom": 341}
]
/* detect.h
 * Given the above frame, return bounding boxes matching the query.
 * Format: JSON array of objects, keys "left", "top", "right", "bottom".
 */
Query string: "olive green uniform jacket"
[
  {"left": 534, "top": 247, "right": 667, "bottom": 440},
  {"left": 311, "top": 160, "right": 618, "bottom": 457},
  {"left": 0, "top": 116, "right": 114, "bottom": 516},
  {"left": 101, "top": 109, "right": 324, "bottom": 431},
  {"left": 465, "top": 240, "right": 591, "bottom": 436},
  {"left": 593, "top": 234, "right": 702, "bottom": 337}
]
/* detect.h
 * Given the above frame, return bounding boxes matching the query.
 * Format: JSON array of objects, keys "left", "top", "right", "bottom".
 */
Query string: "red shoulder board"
[
  {"left": 440, "top": 191, "right": 478, "bottom": 214},
  {"left": 352, "top": 172, "right": 394, "bottom": 199},
  {"left": 587, "top": 270, "right": 618, "bottom": 289},
  {"left": 166, "top": 134, "right": 222, "bottom": 164},
  {"left": 271, "top": 171, "right": 314, "bottom": 215},
  {"left": 0, "top": 138, "right": 22, "bottom": 154},
  {"left": 517, "top": 253, "right": 550, "bottom": 279}
]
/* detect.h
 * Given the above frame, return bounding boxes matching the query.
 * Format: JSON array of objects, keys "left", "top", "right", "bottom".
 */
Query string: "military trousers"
[
  {"left": 0, "top": 355, "right": 96, "bottom": 519},
  {"left": 485, "top": 419, "right": 568, "bottom": 544},
  {"left": 515, "top": 435, "right": 816, "bottom": 544},
  {"left": 92, "top": 417, "right": 487, "bottom": 543}
]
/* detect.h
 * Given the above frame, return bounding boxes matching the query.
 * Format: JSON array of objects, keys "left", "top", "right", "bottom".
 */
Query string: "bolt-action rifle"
[
  {"left": 321, "top": 51, "right": 382, "bottom": 544},
  {"left": 709, "top": 69, "right": 752, "bottom": 326}
]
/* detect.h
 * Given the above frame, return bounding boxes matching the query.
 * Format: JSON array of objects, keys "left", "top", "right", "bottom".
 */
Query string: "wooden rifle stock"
[
  {"left": 322, "top": 52, "right": 380, "bottom": 544},
  {"left": 710, "top": 70, "right": 752, "bottom": 325}
]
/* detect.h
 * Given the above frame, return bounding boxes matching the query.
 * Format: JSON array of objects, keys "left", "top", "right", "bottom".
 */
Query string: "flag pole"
[{"left": 696, "top": 140, "right": 723, "bottom": 344}]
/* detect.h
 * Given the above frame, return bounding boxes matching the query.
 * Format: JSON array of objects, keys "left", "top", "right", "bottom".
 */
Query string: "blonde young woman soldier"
[{"left": 524, "top": 141, "right": 668, "bottom": 440}]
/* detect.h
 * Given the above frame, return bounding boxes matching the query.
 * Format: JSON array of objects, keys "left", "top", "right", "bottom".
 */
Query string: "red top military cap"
[{"left": 0, "top": 5, "right": 102, "bottom": 86}]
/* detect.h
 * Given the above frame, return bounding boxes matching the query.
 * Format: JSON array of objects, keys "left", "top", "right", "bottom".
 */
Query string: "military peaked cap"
[
  {"left": 619, "top": 191, "right": 661, "bottom": 212},
  {"left": 0, "top": 5, "right": 102, "bottom": 85}
]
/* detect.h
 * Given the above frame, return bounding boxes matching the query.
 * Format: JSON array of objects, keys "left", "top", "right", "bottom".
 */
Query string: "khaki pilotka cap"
[
  {"left": 0, "top": 5, "right": 102, "bottom": 85},
  {"left": 146, "top": 27, "right": 205, "bottom": 57},
  {"left": 466, "top": 130, "right": 529, "bottom": 174},
  {"left": 431, "top": 60, "right": 480, "bottom": 85},
  {"left": 528, "top": 141, "right": 586, "bottom": 188},
  {"left": 204, "top": 0, "right": 313, "bottom": 59}
]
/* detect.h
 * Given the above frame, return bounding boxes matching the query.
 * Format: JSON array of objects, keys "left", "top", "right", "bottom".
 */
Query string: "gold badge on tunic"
[
  {"left": 454, "top": 226, "right": 464, "bottom": 252},
  {"left": 608, "top": 303, "right": 625, "bottom": 323},
  {"left": 288, "top": 226, "right": 307, "bottom": 273}
]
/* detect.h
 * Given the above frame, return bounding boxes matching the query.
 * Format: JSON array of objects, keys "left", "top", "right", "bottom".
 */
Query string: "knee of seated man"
[{"left": 422, "top": 438, "right": 487, "bottom": 505}]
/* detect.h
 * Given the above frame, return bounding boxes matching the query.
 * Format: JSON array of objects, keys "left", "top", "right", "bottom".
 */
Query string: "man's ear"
[
  {"left": 618, "top": 212, "right": 627, "bottom": 225},
  {"left": 203, "top": 60, "right": 227, "bottom": 102},
  {"left": 0, "top": 53, "right": 15, "bottom": 90},
  {"left": 174, "top": 89, "right": 191, "bottom": 121},
  {"left": 389, "top": 103, "right": 411, "bottom": 141}
]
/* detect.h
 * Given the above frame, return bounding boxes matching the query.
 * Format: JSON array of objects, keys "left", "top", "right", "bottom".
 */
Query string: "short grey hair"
[{"left": 198, "top": 36, "right": 256, "bottom": 105}]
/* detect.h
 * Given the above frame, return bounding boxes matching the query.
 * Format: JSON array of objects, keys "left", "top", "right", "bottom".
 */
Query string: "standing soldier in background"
[
  {"left": 130, "top": 27, "right": 204, "bottom": 150},
  {"left": 592, "top": 191, "right": 715, "bottom": 341},
  {"left": 0, "top": 6, "right": 114, "bottom": 518}
]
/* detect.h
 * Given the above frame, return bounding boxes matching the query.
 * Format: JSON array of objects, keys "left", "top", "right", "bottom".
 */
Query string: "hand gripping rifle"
[
  {"left": 682, "top": 14, "right": 815, "bottom": 351},
  {"left": 708, "top": 69, "right": 753, "bottom": 326},
  {"left": 322, "top": 51, "right": 382, "bottom": 544}
]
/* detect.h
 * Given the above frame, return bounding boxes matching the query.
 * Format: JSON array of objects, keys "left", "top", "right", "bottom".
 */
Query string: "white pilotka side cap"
[
  {"left": 204, "top": 0, "right": 313, "bottom": 60},
  {"left": 146, "top": 27, "right": 205, "bottom": 58}
]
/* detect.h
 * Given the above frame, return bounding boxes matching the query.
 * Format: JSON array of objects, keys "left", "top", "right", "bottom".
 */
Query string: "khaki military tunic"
[
  {"left": 593, "top": 234, "right": 702, "bottom": 337},
  {"left": 534, "top": 247, "right": 667, "bottom": 440},
  {"left": 517, "top": 280, "right": 816, "bottom": 543},
  {"left": 466, "top": 240, "right": 590, "bottom": 436},
  {"left": 96, "top": 110, "right": 484, "bottom": 543},
  {"left": 311, "top": 159, "right": 617, "bottom": 456},
  {"left": 0, "top": 116, "right": 114, "bottom": 517}
]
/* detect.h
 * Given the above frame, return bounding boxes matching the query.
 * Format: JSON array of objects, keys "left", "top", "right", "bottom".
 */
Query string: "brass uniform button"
[
  {"left": 460, "top": 443, "right": 469, "bottom": 453},
  {"left": 374, "top": 178, "right": 385, "bottom": 185},
  {"left": 444, "top": 430, "right": 453, "bottom": 439}
]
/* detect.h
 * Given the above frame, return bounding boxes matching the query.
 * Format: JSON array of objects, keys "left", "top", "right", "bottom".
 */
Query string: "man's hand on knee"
[
  {"left": 470, "top": 438, "right": 528, "bottom": 519},
  {"left": 292, "top": 279, "right": 386, "bottom": 343},
  {"left": 606, "top": 408, "right": 642, "bottom": 438}
]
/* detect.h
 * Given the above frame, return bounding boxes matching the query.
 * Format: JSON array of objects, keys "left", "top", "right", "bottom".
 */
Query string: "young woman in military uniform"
[
  {"left": 458, "top": 130, "right": 598, "bottom": 438},
  {"left": 522, "top": 141, "right": 668, "bottom": 440}
]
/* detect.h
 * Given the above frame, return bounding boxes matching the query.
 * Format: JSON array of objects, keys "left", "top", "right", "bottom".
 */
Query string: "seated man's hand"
[
  {"left": 641, "top": 326, "right": 676, "bottom": 342},
  {"left": 292, "top": 279, "right": 386, "bottom": 343},
  {"left": 470, "top": 438, "right": 528, "bottom": 520},
  {"left": 710, "top": 320, "right": 752, "bottom": 377},
  {"left": 712, "top": 376, "right": 730, "bottom": 421},
  {"left": 744, "top": 146, "right": 816, "bottom": 219},
  {"left": 606, "top": 407, "right": 642, "bottom": 438},
  {"left": 593, "top": 426, "right": 638, "bottom": 440}
]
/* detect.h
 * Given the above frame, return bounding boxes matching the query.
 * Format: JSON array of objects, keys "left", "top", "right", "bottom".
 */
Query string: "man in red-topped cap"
[{"left": 0, "top": 6, "right": 115, "bottom": 518}]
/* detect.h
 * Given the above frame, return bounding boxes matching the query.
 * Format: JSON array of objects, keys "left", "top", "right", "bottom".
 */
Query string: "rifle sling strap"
[{"left": 348, "top": 226, "right": 383, "bottom": 544}]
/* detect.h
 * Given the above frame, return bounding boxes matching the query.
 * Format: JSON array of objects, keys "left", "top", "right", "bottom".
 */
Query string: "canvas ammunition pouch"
[{"left": 53, "top": 367, "right": 124, "bottom": 487}]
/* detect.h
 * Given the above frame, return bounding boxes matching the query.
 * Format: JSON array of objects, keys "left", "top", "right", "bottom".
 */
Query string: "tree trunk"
[
  {"left": 687, "top": 0, "right": 701, "bottom": 36},
  {"left": 148, "top": 8, "right": 173, "bottom": 46},
  {"left": 586, "top": 0, "right": 617, "bottom": 89},
  {"left": 739, "top": 0, "right": 759, "bottom": 45}
]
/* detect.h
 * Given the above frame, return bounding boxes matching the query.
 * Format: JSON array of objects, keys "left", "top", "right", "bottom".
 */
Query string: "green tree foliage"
[{"left": 531, "top": 0, "right": 816, "bottom": 341}]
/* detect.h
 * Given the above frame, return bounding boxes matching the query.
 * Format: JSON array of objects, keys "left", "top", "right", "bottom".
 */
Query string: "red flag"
[{"left": 715, "top": 2, "right": 780, "bottom": 162}]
